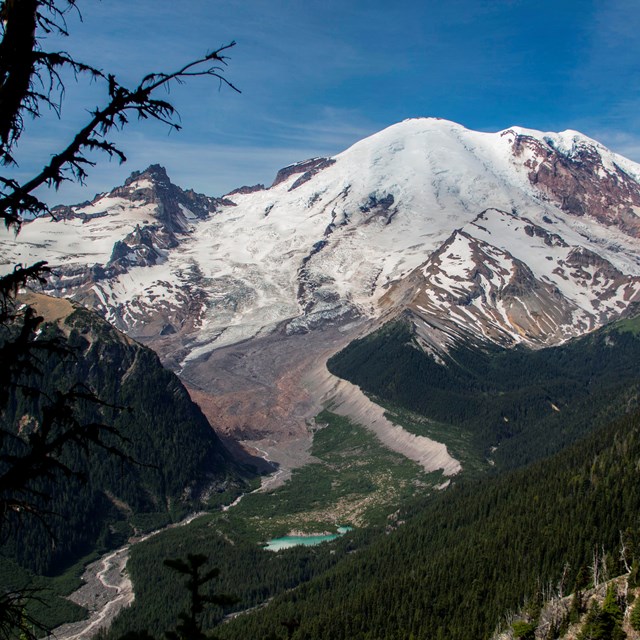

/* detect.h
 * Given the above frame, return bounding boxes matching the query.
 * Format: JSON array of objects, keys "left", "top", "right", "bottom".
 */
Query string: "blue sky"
[{"left": 10, "top": 0, "right": 640, "bottom": 205}]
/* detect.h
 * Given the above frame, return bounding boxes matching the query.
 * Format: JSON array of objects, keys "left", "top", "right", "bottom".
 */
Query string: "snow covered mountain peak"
[{"left": 3, "top": 120, "right": 640, "bottom": 362}]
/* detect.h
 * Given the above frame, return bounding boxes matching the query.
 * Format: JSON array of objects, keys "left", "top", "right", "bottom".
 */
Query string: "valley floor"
[{"left": 174, "top": 321, "right": 460, "bottom": 485}]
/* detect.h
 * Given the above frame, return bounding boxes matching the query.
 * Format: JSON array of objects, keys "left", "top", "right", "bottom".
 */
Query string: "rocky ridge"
[
  {"left": 394, "top": 207, "right": 640, "bottom": 350},
  {"left": 3, "top": 118, "right": 640, "bottom": 474},
  {"left": 5, "top": 119, "right": 640, "bottom": 357}
]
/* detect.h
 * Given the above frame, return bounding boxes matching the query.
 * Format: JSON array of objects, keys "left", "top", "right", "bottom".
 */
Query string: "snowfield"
[{"left": 3, "top": 117, "right": 640, "bottom": 356}]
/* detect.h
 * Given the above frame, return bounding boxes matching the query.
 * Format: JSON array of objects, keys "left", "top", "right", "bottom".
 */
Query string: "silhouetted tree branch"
[
  {"left": 0, "top": 587, "right": 48, "bottom": 640},
  {"left": 0, "top": 1, "right": 239, "bottom": 636},
  {"left": 0, "top": 0, "right": 101, "bottom": 167},
  {"left": 0, "top": 0, "right": 239, "bottom": 230},
  {"left": 164, "top": 554, "right": 237, "bottom": 640}
]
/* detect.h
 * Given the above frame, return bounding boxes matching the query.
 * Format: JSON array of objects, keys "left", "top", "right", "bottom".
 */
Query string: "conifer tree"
[
  {"left": 630, "top": 596, "right": 640, "bottom": 633},
  {"left": 0, "top": 1, "right": 237, "bottom": 637}
]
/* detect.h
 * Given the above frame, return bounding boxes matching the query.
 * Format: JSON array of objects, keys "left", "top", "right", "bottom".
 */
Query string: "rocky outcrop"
[
  {"left": 112, "top": 164, "right": 217, "bottom": 233},
  {"left": 270, "top": 157, "right": 336, "bottom": 189},
  {"left": 225, "top": 184, "right": 265, "bottom": 197},
  {"left": 511, "top": 133, "right": 640, "bottom": 238},
  {"left": 493, "top": 575, "right": 639, "bottom": 640},
  {"left": 359, "top": 193, "right": 397, "bottom": 225},
  {"left": 405, "top": 231, "right": 575, "bottom": 348},
  {"left": 395, "top": 208, "right": 640, "bottom": 352},
  {"left": 33, "top": 166, "right": 234, "bottom": 339}
]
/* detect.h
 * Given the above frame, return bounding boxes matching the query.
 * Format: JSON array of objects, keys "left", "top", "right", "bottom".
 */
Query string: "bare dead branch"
[{"left": 0, "top": 42, "right": 238, "bottom": 230}]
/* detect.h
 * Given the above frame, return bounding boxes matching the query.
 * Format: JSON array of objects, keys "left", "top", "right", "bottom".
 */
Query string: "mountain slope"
[
  {"left": 394, "top": 207, "right": 640, "bottom": 350},
  {"left": 329, "top": 314, "right": 640, "bottom": 470},
  {"left": 0, "top": 293, "right": 246, "bottom": 576},
  {"left": 217, "top": 407, "right": 640, "bottom": 640},
  {"left": 3, "top": 118, "right": 640, "bottom": 474},
  {"left": 4, "top": 119, "right": 640, "bottom": 358}
]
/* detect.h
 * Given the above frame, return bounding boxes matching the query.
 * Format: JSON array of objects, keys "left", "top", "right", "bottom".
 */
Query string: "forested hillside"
[
  {"left": 328, "top": 315, "right": 640, "bottom": 469},
  {"left": 82, "top": 314, "right": 640, "bottom": 640},
  {"left": 4, "top": 288, "right": 640, "bottom": 639},
  {"left": 218, "top": 408, "right": 640, "bottom": 640},
  {"left": 0, "top": 295, "right": 247, "bottom": 576}
]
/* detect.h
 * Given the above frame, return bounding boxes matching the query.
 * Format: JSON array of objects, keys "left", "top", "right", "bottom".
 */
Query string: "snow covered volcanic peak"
[{"left": 3, "top": 118, "right": 640, "bottom": 360}]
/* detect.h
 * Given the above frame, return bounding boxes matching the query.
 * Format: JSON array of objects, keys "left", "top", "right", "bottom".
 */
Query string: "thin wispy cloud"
[
  {"left": 584, "top": 129, "right": 640, "bottom": 164},
  {"left": 10, "top": 0, "right": 640, "bottom": 208},
  {"left": 30, "top": 134, "right": 352, "bottom": 207}
]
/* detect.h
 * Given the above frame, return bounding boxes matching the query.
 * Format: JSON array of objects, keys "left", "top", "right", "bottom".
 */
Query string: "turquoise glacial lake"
[{"left": 264, "top": 527, "right": 352, "bottom": 551}]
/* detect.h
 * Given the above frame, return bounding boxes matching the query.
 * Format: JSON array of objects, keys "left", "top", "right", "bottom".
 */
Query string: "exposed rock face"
[
  {"left": 404, "top": 230, "right": 575, "bottom": 348},
  {"left": 107, "top": 225, "right": 170, "bottom": 273},
  {"left": 510, "top": 132, "right": 640, "bottom": 238},
  {"left": 32, "top": 165, "right": 228, "bottom": 337},
  {"left": 359, "top": 193, "right": 397, "bottom": 225},
  {"left": 398, "top": 208, "right": 640, "bottom": 350},
  {"left": 52, "top": 165, "right": 220, "bottom": 233},
  {"left": 112, "top": 165, "right": 210, "bottom": 229},
  {"left": 270, "top": 157, "right": 336, "bottom": 189},
  {"left": 225, "top": 184, "right": 265, "bottom": 197}
]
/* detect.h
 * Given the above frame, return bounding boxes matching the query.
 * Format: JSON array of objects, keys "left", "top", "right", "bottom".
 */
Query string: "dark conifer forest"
[
  {"left": 328, "top": 317, "right": 640, "bottom": 469},
  {"left": 215, "top": 408, "right": 640, "bottom": 640},
  {"left": 0, "top": 299, "right": 244, "bottom": 576},
  {"left": 92, "top": 316, "right": 640, "bottom": 640}
]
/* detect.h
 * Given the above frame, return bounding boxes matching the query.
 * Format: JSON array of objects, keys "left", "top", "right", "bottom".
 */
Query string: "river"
[{"left": 47, "top": 512, "right": 204, "bottom": 640}]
